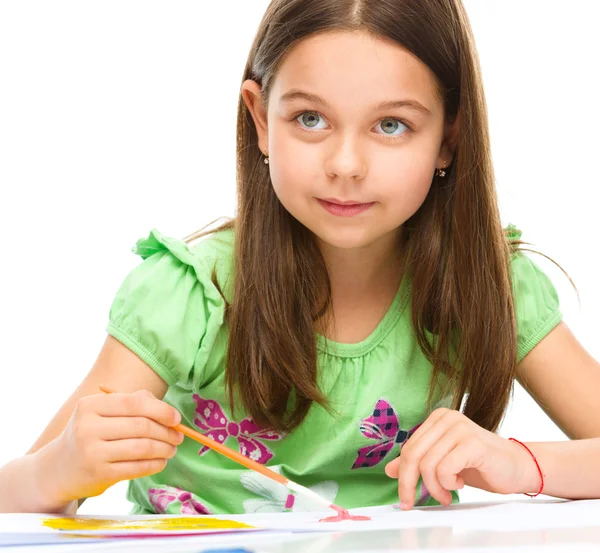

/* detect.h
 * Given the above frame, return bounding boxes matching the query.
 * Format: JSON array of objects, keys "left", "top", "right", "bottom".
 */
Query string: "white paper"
[
  {"left": 2, "top": 499, "right": 600, "bottom": 537},
  {"left": 213, "top": 499, "right": 600, "bottom": 533}
]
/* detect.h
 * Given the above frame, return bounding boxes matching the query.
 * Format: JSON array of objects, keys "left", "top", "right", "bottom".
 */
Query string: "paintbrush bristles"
[{"left": 286, "top": 481, "right": 333, "bottom": 509}]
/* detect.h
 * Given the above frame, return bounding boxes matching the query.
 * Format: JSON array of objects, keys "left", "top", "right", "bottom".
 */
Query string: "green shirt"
[{"left": 106, "top": 226, "right": 561, "bottom": 515}]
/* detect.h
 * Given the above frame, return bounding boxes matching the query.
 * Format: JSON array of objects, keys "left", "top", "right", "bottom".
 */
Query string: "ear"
[
  {"left": 241, "top": 79, "right": 269, "bottom": 156},
  {"left": 437, "top": 110, "right": 461, "bottom": 169}
]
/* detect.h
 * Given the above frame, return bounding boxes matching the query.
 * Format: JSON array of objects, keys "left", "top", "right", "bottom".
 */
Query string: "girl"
[{"left": 2, "top": 0, "right": 600, "bottom": 515}]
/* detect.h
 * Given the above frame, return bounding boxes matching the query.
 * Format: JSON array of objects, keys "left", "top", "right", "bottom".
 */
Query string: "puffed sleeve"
[
  {"left": 106, "top": 229, "right": 228, "bottom": 387},
  {"left": 508, "top": 225, "right": 562, "bottom": 362}
]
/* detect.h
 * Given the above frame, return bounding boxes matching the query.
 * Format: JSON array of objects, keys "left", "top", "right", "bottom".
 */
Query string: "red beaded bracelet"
[{"left": 509, "top": 437, "right": 544, "bottom": 497}]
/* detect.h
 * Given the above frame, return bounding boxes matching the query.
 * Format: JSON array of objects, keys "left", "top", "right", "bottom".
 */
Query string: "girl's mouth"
[{"left": 317, "top": 198, "right": 375, "bottom": 217}]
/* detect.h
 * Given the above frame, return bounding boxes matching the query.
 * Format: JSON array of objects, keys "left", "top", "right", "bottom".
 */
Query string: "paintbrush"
[{"left": 99, "top": 385, "right": 348, "bottom": 516}]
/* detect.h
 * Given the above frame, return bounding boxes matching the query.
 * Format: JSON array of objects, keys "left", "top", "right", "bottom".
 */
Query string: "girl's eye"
[
  {"left": 294, "top": 112, "right": 410, "bottom": 138},
  {"left": 376, "top": 118, "right": 409, "bottom": 137},
  {"left": 296, "top": 111, "right": 328, "bottom": 130}
]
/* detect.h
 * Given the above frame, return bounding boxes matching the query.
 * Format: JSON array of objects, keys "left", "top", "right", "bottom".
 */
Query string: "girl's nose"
[{"left": 324, "top": 134, "right": 368, "bottom": 182}]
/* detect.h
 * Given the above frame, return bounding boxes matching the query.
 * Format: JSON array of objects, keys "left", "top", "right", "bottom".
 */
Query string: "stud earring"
[
  {"left": 264, "top": 156, "right": 269, "bottom": 165},
  {"left": 435, "top": 161, "right": 447, "bottom": 178}
]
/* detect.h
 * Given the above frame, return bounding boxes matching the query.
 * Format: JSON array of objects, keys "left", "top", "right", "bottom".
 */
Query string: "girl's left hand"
[{"left": 384, "top": 408, "right": 540, "bottom": 510}]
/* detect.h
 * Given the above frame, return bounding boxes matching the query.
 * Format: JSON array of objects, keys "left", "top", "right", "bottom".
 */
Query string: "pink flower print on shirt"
[
  {"left": 416, "top": 481, "right": 432, "bottom": 506},
  {"left": 193, "top": 394, "right": 283, "bottom": 464},
  {"left": 148, "top": 486, "right": 211, "bottom": 515},
  {"left": 352, "top": 399, "right": 421, "bottom": 469}
]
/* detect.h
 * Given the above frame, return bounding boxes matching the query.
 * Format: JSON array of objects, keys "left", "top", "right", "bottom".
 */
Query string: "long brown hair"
[{"left": 186, "top": 0, "right": 518, "bottom": 434}]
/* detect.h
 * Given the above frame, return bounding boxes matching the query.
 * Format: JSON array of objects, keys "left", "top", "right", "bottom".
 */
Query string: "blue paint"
[{"left": 200, "top": 549, "right": 255, "bottom": 553}]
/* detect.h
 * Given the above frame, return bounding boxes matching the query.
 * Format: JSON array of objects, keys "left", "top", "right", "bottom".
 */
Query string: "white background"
[{"left": 0, "top": 1, "right": 598, "bottom": 514}]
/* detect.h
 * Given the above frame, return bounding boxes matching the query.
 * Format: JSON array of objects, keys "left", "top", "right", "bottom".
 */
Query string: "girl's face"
[{"left": 243, "top": 31, "right": 457, "bottom": 251}]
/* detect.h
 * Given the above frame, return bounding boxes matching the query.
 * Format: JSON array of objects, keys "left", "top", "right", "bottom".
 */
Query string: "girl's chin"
[
  {"left": 308, "top": 223, "right": 405, "bottom": 253},
  {"left": 311, "top": 228, "right": 381, "bottom": 251}
]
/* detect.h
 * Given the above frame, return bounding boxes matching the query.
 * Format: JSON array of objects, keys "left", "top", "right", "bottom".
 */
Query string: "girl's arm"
[
  {"left": 386, "top": 409, "right": 600, "bottom": 510},
  {"left": 524, "top": 439, "right": 600, "bottom": 499},
  {"left": 0, "top": 335, "right": 179, "bottom": 513},
  {"left": 517, "top": 322, "right": 600, "bottom": 439},
  {"left": 386, "top": 325, "right": 600, "bottom": 509}
]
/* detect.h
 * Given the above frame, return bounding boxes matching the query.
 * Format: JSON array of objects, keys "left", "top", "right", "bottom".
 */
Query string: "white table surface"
[{"left": 2, "top": 499, "right": 600, "bottom": 552}]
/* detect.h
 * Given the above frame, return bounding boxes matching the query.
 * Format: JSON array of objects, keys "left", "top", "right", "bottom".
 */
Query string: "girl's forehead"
[{"left": 270, "top": 30, "right": 443, "bottom": 117}]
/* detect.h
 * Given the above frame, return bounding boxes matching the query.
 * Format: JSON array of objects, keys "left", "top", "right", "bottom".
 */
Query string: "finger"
[
  {"left": 385, "top": 456, "right": 401, "bottom": 478},
  {"left": 417, "top": 429, "right": 467, "bottom": 506},
  {"left": 402, "top": 409, "right": 460, "bottom": 454},
  {"left": 92, "top": 390, "right": 181, "bottom": 427},
  {"left": 397, "top": 412, "right": 466, "bottom": 509},
  {"left": 386, "top": 409, "right": 455, "bottom": 479},
  {"left": 100, "top": 416, "right": 184, "bottom": 445},
  {"left": 437, "top": 441, "right": 482, "bottom": 492},
  {"left": 103, "top": 438, "right": 178, "bottom": 462},
  {"left": 108, "top": 459, "right": 169, "bottom": 481},
  {"left": 404, "top": 408, "right": 450, "bottom": 444},
  {"left": 396, "top": 452, "right": 422, "bottom": 510}
]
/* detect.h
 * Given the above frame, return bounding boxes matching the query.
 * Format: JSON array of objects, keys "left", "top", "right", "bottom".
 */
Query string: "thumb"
[{"left": 385, "top": 456, "right": 401, "bottom": 478}]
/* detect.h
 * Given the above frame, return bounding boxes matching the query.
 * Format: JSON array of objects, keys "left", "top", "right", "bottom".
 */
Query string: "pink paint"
[
  {"left": 285, "top": 494, "right": 295, "bottom": 510},
  {"left": 319, "top": 504, "right": 371, "bottom": 523}
]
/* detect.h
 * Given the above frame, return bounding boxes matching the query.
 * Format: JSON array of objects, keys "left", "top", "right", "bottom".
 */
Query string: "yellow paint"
[{"left": 42, "top": 516, "right": 253, "bottom": 532}]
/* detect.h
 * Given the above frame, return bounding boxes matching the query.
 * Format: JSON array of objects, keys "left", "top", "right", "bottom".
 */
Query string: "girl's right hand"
[{"left": 40, "top": 389, "right": 184, "bottom": 503}]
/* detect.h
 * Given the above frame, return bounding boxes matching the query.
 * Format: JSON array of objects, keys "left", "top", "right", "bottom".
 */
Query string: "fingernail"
[{"left": 399, "top": 502, "right": 409, "bottom": 510}]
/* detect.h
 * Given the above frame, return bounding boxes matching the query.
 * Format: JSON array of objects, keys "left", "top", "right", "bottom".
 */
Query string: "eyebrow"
[{"left": 279, "top": 89, "right": 432, "bottom": 116}]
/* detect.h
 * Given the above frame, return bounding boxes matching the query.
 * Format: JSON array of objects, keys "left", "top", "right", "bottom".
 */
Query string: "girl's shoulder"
[
  {"left": 106, "top": 227, "right": 235, "bottom": 388},
  {"left": 134, "top": 227, "right": 235, "bottom": 301}
]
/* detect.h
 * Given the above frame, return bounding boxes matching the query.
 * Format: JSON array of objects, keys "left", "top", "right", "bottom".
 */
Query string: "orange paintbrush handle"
[
  {"left": 99, "top": 385, "right": 288, "bottom": 486},
  {"left": 174, "top": 421, "right": 288, "bottom": 484}
]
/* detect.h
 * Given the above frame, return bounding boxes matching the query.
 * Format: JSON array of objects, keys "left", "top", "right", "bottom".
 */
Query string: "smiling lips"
[{"left": 317, "top": 198, "right": 375, "bottom": 217}]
